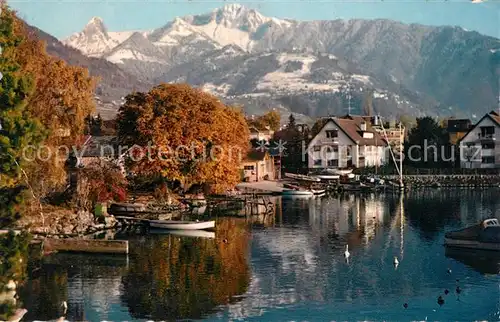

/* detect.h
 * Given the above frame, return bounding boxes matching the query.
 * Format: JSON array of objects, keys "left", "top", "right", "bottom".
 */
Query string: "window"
[
  {"left": 332, "top": 146, "right": 339, "bottom": 152},
  {"left": 325, "top": 130, "right": 338, "bottom": 138},
  {"left": 314, "top": 159, "right": 322, "bottom": 166},
  {"left": 327, "top": 159, "right": 338, "bottom": 167},
  {"left": 313, "top": 146, "right": 321, "bottom": 152},
  {"left": 244, "top": 165, "right": 255, "bottom": 170},
  {"left": 482, "top": 156, "right": 495, "bottom": 164},
  {"left": 482, "top": 142, "right": 495, "bottom": 149},
  {"left": 480, "top": 126, "right": 495, "bottom": 138}
]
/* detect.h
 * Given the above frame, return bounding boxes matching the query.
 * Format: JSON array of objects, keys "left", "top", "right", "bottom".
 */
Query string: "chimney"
[
  {"left": 360, "top": 121, "right": 367, "bottom": 131},
  {"left": 373, "top": 115, "right": 379, "bottom": 126}
]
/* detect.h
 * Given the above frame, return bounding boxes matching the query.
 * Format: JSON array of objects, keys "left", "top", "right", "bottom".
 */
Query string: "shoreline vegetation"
[{"left": 1, "top": 4, "right": 500, "bottom": 320}]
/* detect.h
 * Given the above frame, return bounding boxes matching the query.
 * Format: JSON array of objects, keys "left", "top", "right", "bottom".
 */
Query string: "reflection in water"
[
  {"left": 445, "top": 247, "right": 500, "bottom": 275},
  {"left": 19, "top": 189, "right": 500, "bottom": 321},
  {"left": 121, "top": 218, "right": 251, "bottom": 320}
]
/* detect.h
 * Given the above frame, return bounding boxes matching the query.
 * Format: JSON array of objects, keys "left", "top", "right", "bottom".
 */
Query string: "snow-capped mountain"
[{"left": 60, "top": 4, "right": 500, "bottom": 118}]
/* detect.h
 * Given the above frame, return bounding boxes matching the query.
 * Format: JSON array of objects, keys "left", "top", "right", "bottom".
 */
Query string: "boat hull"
[
  {"left": 149, "top": 220, "right": 215, "bottom": 230},
  {"left": 444, "top": 238, "right": 500, "bottom": 251},
  {"left": 282, "top": 190, "right": 314, "bottom": 196}
]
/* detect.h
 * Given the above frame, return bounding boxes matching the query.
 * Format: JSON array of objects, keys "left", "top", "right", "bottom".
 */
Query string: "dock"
[{"left": 41, "top": 238, "right": 129, "bottom": 254}]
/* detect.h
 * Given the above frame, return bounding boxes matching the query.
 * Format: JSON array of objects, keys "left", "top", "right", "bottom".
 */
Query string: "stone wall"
[
  {"left": 381, "top": 175, "right": 500, "bottom": 187},
  {"left": 19, "top": 207, "right": 119, "bottom": 237}
]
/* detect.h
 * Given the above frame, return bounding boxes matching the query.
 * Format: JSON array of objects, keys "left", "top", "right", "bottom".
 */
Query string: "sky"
[{"left": 7, "top": 0, "right": 500, "bottom": 40}]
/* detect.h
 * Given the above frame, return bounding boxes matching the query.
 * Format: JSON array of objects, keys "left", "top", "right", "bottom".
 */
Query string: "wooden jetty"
[{"left": 41, "top": 238, "right": 129, "bottom": 254}]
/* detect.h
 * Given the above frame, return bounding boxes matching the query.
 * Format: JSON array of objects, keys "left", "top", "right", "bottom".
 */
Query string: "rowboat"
[
  {"left": 284, "top": 173, "right": 321, "bottom": 182},
  {"left": 150, "top": 229, "right": 216, "bottom": 239},
  {"left": 311, "top": 189, "right": 326, "bottom": 195},
  {"left": 444, "top": 218, "right": 500, "bottom": 251},
  {"left": 149, "top": 220, "right": 215, "bottom": 230},
  {"left": 282, "top": 189, "right": 314, "bottom": 196},
  {"left": 108, "top": 203, "right": 146, "bottom": 216}
]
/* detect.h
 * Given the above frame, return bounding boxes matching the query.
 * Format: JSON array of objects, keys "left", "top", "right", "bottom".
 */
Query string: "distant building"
[
  {"left": 248, "top": 126, "right": 274, "bottom": 143},
  {"left": 447, "top": 118, "right": 472, "bottom": 145},
  {"left": 459, "top": 111, "right": 500, "bottom": 169},
  {"left": 241, "top": 149, "right": 276, "bottom": 182},
  {"left": 307, "top": 116, "right": 388, "bottom": 169}
]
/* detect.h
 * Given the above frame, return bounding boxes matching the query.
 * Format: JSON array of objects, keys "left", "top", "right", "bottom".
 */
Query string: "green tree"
[{"left": 404, "top": 116, "right": 450, "bottom": 168}]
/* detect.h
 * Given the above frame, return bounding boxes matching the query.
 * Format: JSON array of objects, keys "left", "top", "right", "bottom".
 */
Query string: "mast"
[
  {"left": 378, "top": 116, "right": 401, "bottom": 177},
  {"left": 399, "top": 122, "right": 404, "bottom": 189}
]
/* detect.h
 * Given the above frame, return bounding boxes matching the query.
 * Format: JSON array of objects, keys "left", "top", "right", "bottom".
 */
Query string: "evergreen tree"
[{"left": 288, "top": 114, "right": 296, "bottom": 129}]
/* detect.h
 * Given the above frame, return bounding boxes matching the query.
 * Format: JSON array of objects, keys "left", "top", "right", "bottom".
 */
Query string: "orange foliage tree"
[
  {"left": 117, "top": 83, "right": 250, "bottom": 193},
  {"left": 248, "top": 110, "right": 281, "bottom": 131},
  {"left": 11, "top": 14, "right": 96, "bottom": 197}
]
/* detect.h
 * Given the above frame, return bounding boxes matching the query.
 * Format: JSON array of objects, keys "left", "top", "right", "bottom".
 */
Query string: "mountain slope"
[{"left": 61, "top": 4, "right": 500, "bottom": 118}]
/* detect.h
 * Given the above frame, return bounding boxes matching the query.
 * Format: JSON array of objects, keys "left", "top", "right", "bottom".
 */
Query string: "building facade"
[
  {"left": 447, "top": 119, "right": 472, "bottom": 145},
  {"left": 307, "top": 117, "right": 388, "bottom": 169},
  {"left": 459, "top": 111, "right": 500, "bottom": 169},
  {"left": 241, "top": 150, "right": 276, "bottom": 182}
]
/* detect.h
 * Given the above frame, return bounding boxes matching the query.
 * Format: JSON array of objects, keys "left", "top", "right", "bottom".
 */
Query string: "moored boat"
[
  {"left": 444, "top": 218, "right": 500, "bottom": 251},
  {"left": 284, "top": 173, "right": 321, "bottom": 182},
  {"left": 149, "top": 220, "right": 215, "bottom": 230},
  {"left": 311, "top": 189, "right": 326, "bottom": 195},
  {"left": 281, "top": 189, "right": 314, "bottom": 196}
]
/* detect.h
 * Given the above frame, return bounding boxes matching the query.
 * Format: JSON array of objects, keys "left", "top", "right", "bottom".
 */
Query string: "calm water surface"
[{"left": 20, "top": 189, "right": 500, "bottom": 321}]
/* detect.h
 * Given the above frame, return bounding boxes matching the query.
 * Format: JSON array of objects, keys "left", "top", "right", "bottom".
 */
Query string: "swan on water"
[
  {"left": 394, "top": 256, "right": 399, "bottom": 266},
  {"left": 344, "top": 245, "right": 350, "bottom": 259}
]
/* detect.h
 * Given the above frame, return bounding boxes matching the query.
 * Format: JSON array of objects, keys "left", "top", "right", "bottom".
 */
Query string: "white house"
[
  {"left": 307, "top": 116, "right": 388, "bottom": 169},
  {"left": 459, "top": 111, "right": 500, "bottom": 169},
  {"left": 249, "top": 126, "right": 274, "bottom": 143}
]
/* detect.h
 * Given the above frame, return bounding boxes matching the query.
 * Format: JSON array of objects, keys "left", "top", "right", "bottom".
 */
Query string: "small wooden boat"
[
  {"left": 149, "top": 220, "right": 215, "bottom": 230},
  {"left": 444, "top": 218, "right": 500, "bottom": 251},
  {"left": 311, "top": 189, "right": 326, "bottom": 195},
  {"left": 108, "top": 203, "right": 146, "bottom": 216},
  {"left": 150, "top": 229, "right": 216, "bottom": 239},
  {"left": 282, "top": 189, "right": 314, "bottom": 196},
  {"left": 284, "top": 173, "right": 321, "bottom": 182}
]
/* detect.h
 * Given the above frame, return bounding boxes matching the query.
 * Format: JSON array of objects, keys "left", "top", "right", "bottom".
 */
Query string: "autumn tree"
[
  {"left": 248, "top": 110, "right": 281, "bottom": 132},
  {"left": 77, "top": 161, "right": 128, "bottom": 210},
  {"left": 117, "top": 83, "right": 250, "bottom": 193},
  {"left": 11, "top": 14, "right": 96, "bottom": 197}
]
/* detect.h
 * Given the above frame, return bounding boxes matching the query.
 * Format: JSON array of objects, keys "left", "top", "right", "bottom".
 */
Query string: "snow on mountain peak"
[{"left": 84, "top": 16, "right": 107, "bottom": 33}]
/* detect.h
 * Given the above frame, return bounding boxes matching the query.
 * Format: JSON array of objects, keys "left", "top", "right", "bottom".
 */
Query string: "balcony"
[
  {"left": 479, "top": 134, "right": 495, "bottom": 142},
  {"left": 319, "top": 137, "right": 339, "bottom": 145}
]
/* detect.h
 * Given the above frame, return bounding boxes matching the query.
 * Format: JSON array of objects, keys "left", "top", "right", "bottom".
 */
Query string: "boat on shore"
[
  {"left": 149, "top": 220, "right": 215, "bottom": 231},
  {"left": 444, "top": 218, "right": 500, "bottom": 251}
]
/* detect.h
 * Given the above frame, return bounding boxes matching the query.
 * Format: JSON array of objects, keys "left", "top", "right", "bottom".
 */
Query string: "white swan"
[
  {"left": 394, "top": 256, "right": 399, "bottom": 265},
  {"left": 344, "top": 245, "right": 350, "bottom": 259}
]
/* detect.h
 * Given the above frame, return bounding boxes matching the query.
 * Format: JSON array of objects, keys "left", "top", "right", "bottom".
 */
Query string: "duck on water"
[{"left": 444, "top": 218, "right": 500, "bottom": 251}]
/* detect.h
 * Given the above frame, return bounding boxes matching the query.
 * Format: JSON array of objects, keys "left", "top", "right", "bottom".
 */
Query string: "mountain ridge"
[{"left": 57, "top": 4, "right": 500, "bottom": 119}]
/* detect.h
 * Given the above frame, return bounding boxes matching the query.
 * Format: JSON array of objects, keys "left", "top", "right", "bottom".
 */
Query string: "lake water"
[{"left": 19, "top": 189, "right": 500, "bottom": 321}]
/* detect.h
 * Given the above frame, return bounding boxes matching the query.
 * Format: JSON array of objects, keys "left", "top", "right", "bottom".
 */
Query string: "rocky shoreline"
[
  {"left": 19, "top": 207, "right": 121, "bottom": 238},
  {"left": 382, "top": 174, "right": 500, "bottom": 188}
]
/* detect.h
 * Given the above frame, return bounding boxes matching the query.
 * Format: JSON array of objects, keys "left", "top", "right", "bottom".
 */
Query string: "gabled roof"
[
  {"left": 458, "top": 111, "right": 500, "bottom": 144},
  {"left": 309, "top": 117, "right": 387, "bottom": 147},
  {"left": 244, "top": 149, "right": 269, "bottom": 162}
]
